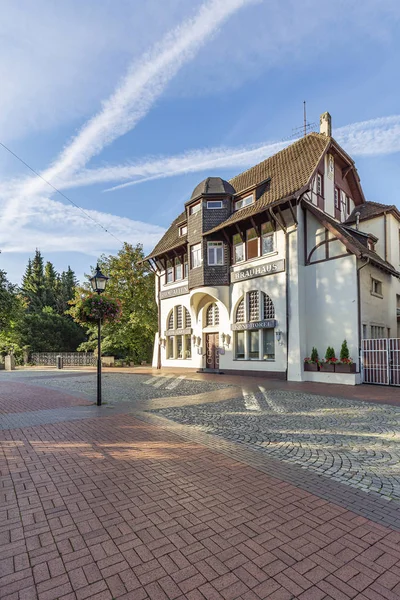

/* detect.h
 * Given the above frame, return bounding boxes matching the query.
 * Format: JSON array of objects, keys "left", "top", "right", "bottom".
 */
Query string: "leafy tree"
[
  {"left": 0, "top": 270, "right": 25, "bottom": 361},
  {"left": 68, "top": 243, "right": 157, "bottom": 363},
  {"left": 16, "top": 307, "right": 87, "bottom": 353}
]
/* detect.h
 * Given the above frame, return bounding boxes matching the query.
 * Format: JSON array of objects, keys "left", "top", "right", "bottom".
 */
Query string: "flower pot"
[
  {"left": 304, "top": 363, "right": 319, "bottom": 372},
  {"left": 321, "top": 363, "right": 335, "bottom": 372},
  {"left": 335, "top": 363, "right": 356, "bottom": 373}
]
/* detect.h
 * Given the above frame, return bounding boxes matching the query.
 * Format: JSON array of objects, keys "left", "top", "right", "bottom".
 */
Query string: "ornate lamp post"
[{"left": 89, "top": 265, "right": 109, "bottom": 406}]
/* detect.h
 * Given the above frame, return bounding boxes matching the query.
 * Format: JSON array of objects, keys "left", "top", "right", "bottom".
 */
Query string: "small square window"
[
  {"left": 179, "top": 225, "right": 187, "bottom": 236},
  {"left": 371, "top": 278, "right": 383, "bottom": 297},
  {"left": 207, "top": 200, "right": 223, "bottom": 209}
]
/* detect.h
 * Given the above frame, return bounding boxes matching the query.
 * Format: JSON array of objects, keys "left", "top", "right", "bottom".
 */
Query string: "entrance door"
[{"left": 206, "top": 333, "right": 219, "bottom": 370}]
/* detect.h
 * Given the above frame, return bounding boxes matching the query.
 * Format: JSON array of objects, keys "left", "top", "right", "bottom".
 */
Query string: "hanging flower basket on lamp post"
[{"left": 77, "top": 294, "right": 121, "bottom": 325}]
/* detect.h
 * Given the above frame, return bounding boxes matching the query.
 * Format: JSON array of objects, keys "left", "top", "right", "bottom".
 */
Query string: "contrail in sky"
[
  {"left": 1, "top": 0, "right": 256, "bottom": 225},
  {"left": 55, "top": 114, "right": 400, "bottom": 193}
]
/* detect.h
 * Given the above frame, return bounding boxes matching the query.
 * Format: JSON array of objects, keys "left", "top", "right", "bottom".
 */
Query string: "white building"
[{"left": 145, "top": 113, "right": 400, "bottom": 385}]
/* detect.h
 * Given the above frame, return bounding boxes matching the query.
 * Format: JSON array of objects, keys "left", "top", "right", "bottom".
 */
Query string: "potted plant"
[
  {"left": 336, "top": 340, "right": 357, "bottom": 373},
  {"left": 76, "top": 293, "right": 121, "bottom": 325},
  {"left": 321, "top": 346, "right": 337, "bottom": 372},
  {"left": 304, "top": 347, "right": 320, "bottom": 371}
]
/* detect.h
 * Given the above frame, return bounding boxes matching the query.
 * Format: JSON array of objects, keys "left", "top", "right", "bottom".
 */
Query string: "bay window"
[{"left": 191, "top": 243, "right": 202, "bottom": 268}]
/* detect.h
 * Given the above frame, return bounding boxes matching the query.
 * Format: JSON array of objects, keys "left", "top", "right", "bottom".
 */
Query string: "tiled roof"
[
  {"left": 145, "top": 133, "right": 330, "bottom": 259},
  {"left": 306, "top": 202, "right": 400, "bottom": 277},
  {"left": 145, "top": 211, "right": 186, "bottom": 260},
  {"left": 206, "top": 133, "right": 330, "bottom": 234},
  {"left": 345, "top": 201, "right": 400, "bottom": 224}
]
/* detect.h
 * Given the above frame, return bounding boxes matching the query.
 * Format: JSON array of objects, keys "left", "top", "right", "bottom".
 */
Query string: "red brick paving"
[
  {"left": 0, "top": 381, "right": 91, "bottom": 415},
  {"left": 1, "top": 391, "right": 400, "bottom": 600}
]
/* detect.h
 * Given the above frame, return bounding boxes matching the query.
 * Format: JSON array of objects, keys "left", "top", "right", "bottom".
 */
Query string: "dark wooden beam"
[
  {"left": 288, "top": 199, "right": 298, "bottom": 226},
  {"left": 235, "top": 223, "right": 244, "bottom": 242},
  {"left": 222, "top": 228, "right": 231, "bottom": 245},
  {"left": 269, "top": 207, "right": 287, "bottom": 233},
  {"left": 277, "top": 205, "right": 287, "bottom": 229},
  {"left": 249, "top": 217, "right": 260, "bottom": 237}
]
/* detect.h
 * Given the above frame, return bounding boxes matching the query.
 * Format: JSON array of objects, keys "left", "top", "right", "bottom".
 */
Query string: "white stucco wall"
[
  {"left": 304, "top": 254, "right": 359, "bottom": 364},
  {"left": 359, "top": 262, "right": 396, "bottom": 338}
]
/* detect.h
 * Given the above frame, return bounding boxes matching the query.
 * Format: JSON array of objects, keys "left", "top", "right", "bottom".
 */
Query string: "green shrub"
[
  {"left": 340, "top": 339, "right": 350, "bottom": 361},
  {"left": 325, "top": 346, "right": 336, "bottom": 361},
  {"left": 310, "top": 347, "right": 319, "bottom": 362}
]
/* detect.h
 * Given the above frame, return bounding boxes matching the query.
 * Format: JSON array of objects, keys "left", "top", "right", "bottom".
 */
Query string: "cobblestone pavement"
[
  {"left": 4, "top": 371, "right": 232, "bottom": 404},
  {"left": 3, "top": 401, "right": 400, "bottom": 600},
  {"left": 153, "top": 388, "right": 400, "bottom": 505}
]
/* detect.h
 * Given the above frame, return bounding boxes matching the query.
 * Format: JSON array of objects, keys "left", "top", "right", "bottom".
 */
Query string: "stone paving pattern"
[
  {"left": 1, "top": 374, "right": 400, "bottom": 599},
  {"left": 2, "top": 407, "right": 400, "bottom": 600},
  {"left": 0, "top": 381, "right": 91, "bottom": 415},
  {"left": 153, "top": 389, "right": 400, "bottom": 504}
]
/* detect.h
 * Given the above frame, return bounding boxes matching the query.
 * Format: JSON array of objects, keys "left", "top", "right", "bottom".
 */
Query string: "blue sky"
[{"left": 0, "top": 0, "right": 399, "bottom": 284}]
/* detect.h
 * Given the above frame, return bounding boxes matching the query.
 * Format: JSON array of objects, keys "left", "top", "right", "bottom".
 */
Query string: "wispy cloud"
[
  {"left": 0, "top": 0, "right": 256, "bottom": 247},
  {"left": 57, "top": 114, "right": 400, "bottom": 193}
]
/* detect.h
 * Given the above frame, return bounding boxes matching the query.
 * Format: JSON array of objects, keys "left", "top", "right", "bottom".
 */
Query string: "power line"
[{"left": 0, "top": 141, "right": 124, "bottom": 246}]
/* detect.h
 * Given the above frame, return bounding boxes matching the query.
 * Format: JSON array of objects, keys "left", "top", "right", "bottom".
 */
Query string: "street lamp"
[{"left": 89, "top": 264, "right": 109, "bottom": 406}]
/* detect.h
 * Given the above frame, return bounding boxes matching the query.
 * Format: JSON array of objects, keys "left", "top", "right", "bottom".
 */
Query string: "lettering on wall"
[
  {"left": 231, "top": 259, "right": 285, "bottom": 283},
  {"left": 231, "top": 319, "right": 277, "bottom": 331},
  {"left": 160, "top": 285, "right": 189, "bottom": 300}
]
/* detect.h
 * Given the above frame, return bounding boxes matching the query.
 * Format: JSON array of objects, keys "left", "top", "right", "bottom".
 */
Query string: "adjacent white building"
[{"left": 145, "top": 113, "right": 400, "bottom": 385}]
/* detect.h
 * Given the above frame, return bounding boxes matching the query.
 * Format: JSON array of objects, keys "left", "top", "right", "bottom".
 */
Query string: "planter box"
[
  {"left": 320, "top": 363, "right": 335, "bottom": 372},
  {"left": 304, "top": 363, "right": 319, "bottom": 372},
  {"left": 335, "top": 363, "right": 357, "bottom": 373}
]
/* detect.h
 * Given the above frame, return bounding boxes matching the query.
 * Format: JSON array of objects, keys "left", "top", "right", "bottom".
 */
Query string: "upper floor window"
[
  {"left": 317, "top": 173, "right": 323, "bottom": 196},
  {"left": 166, "top": 259, "right": 174, "bottom": 283},
  {"left": 175, "top": 256, "right": 183, "bottom": 280},
  {"left": 334, "top": 187, "right": 340, "bottom": 209},
  {"left": 207, "top": 200, "right": 223, "bottom": 209},
  {"left": 165, "top": 254, "right": 188, "bottom": 284},
  {"left": 190, "top": 243, "right": 202, "bottom": 269},
  {"left": 371, "top": 278, "right": 383, "bottom": 298},
  {"left": 345, "top": 195, "right": 352, "bottom": 217},
  {"left": 367, "top": 239, "right": 375, "bottom": 252},
  {"left": 206, "top": 303, "right": 219, "bottom": 327},
  {"left": 179, "top": 225, "right": 187, "bottom": 236},
  {"left": 234, "top": 194, "right": 254, "bottom": 211},
  {"left": 233, "top": 233, "right": 244, "bottom": 263},
  {"left": 246, "top": 228, "right": 259, "bottom": 260},
  {"left": 261, "top": 222, "right": 274, "bottom": 255},
  {"left": 190, "top": 203, "right": 201, "bottom": 215},
  {"left": 207, "top": 242, "right": 224, "bottom": 266}
]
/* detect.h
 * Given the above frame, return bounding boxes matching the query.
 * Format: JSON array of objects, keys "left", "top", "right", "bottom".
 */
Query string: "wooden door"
[{"left": 206, "top": 333, "right": 219, "bottom": 370}]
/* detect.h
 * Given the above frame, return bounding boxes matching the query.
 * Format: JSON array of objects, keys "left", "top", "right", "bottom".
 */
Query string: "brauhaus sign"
[{"left": 231, "top": 259, "right": 285, "bottom": 282}]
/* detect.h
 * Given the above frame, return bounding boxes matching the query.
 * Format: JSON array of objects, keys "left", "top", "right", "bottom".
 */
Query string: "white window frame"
[
  {"left": 316, "top": 173, "right": 322, "bottom": 196},
  {"left": 234, "top": 194, "right": 254, "bottom": 211},
  {"left": 261, "top": 222, "right": 275, "bottom": 256},
  {"left": 371, "top": 277, "right": 383, "bottom": 298},
  {"left": 190, "top": 243, "right": 202, "bottom": 269},
  {"left": 207, "top": 200, "right": 223, "bottom": 209},
  {"left": 207, "top": 242, "right": 224, "bottom": 266},
  {"left": 179, "top": 225, "right": 187, "bottom": 236}
]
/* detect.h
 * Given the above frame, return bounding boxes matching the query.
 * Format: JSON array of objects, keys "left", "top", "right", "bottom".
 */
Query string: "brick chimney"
[{"left": 320, "top": 112, "right": 332, "bottom": 136}]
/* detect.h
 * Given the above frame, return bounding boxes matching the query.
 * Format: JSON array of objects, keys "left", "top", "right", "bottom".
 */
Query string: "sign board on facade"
[
  {"left": 231, "top": 319, "right": 277, "bottom": 331},
  {"left": 160, "top": 285, "right": 189, "bottom": 300},
  {"left": 231, "top": 259, "right": 285, "bottom": 283},
  {"left": 164, "top": 327, "right": 192, "bottom": 336}
]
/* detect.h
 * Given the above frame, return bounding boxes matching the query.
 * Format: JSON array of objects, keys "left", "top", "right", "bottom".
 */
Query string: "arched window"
[
  {"left": 234, "top": 291, "right": 275, "bottom": 361},
  {"left": 184, "top": 307, "right": 191, "bottom": 328},
  {"left": 236, "top": 299, "right": 245, "bottom": 323},
  {"left": 165, "top": 306, "right": 192, "bottom": 360},
  {"left": 206, "top": 303, "right": 219, "bottom": 327},
  {"left": 263, "top": 293, "right": 275, "bottom": 319}
]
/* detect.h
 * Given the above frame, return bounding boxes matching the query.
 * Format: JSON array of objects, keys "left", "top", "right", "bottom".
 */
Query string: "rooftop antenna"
[{"left": 280, "top": 103, "right": 317, "bottom": 142}]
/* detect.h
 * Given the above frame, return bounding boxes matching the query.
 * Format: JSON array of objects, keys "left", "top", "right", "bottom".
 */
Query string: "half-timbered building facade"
[{"left": 145, "top": 112, "right": 400, "bottom": 384}]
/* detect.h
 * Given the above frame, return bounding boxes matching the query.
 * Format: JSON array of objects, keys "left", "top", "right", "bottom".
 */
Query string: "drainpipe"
[
  {"left": 384, "top": 212, "right": 388, "bottom": 261},
  {"left": 157, "top": 272, "right": 162, "bottom": 369},
  {"left": 357, "top": 256, "right": 370, "bottom": 374}
]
